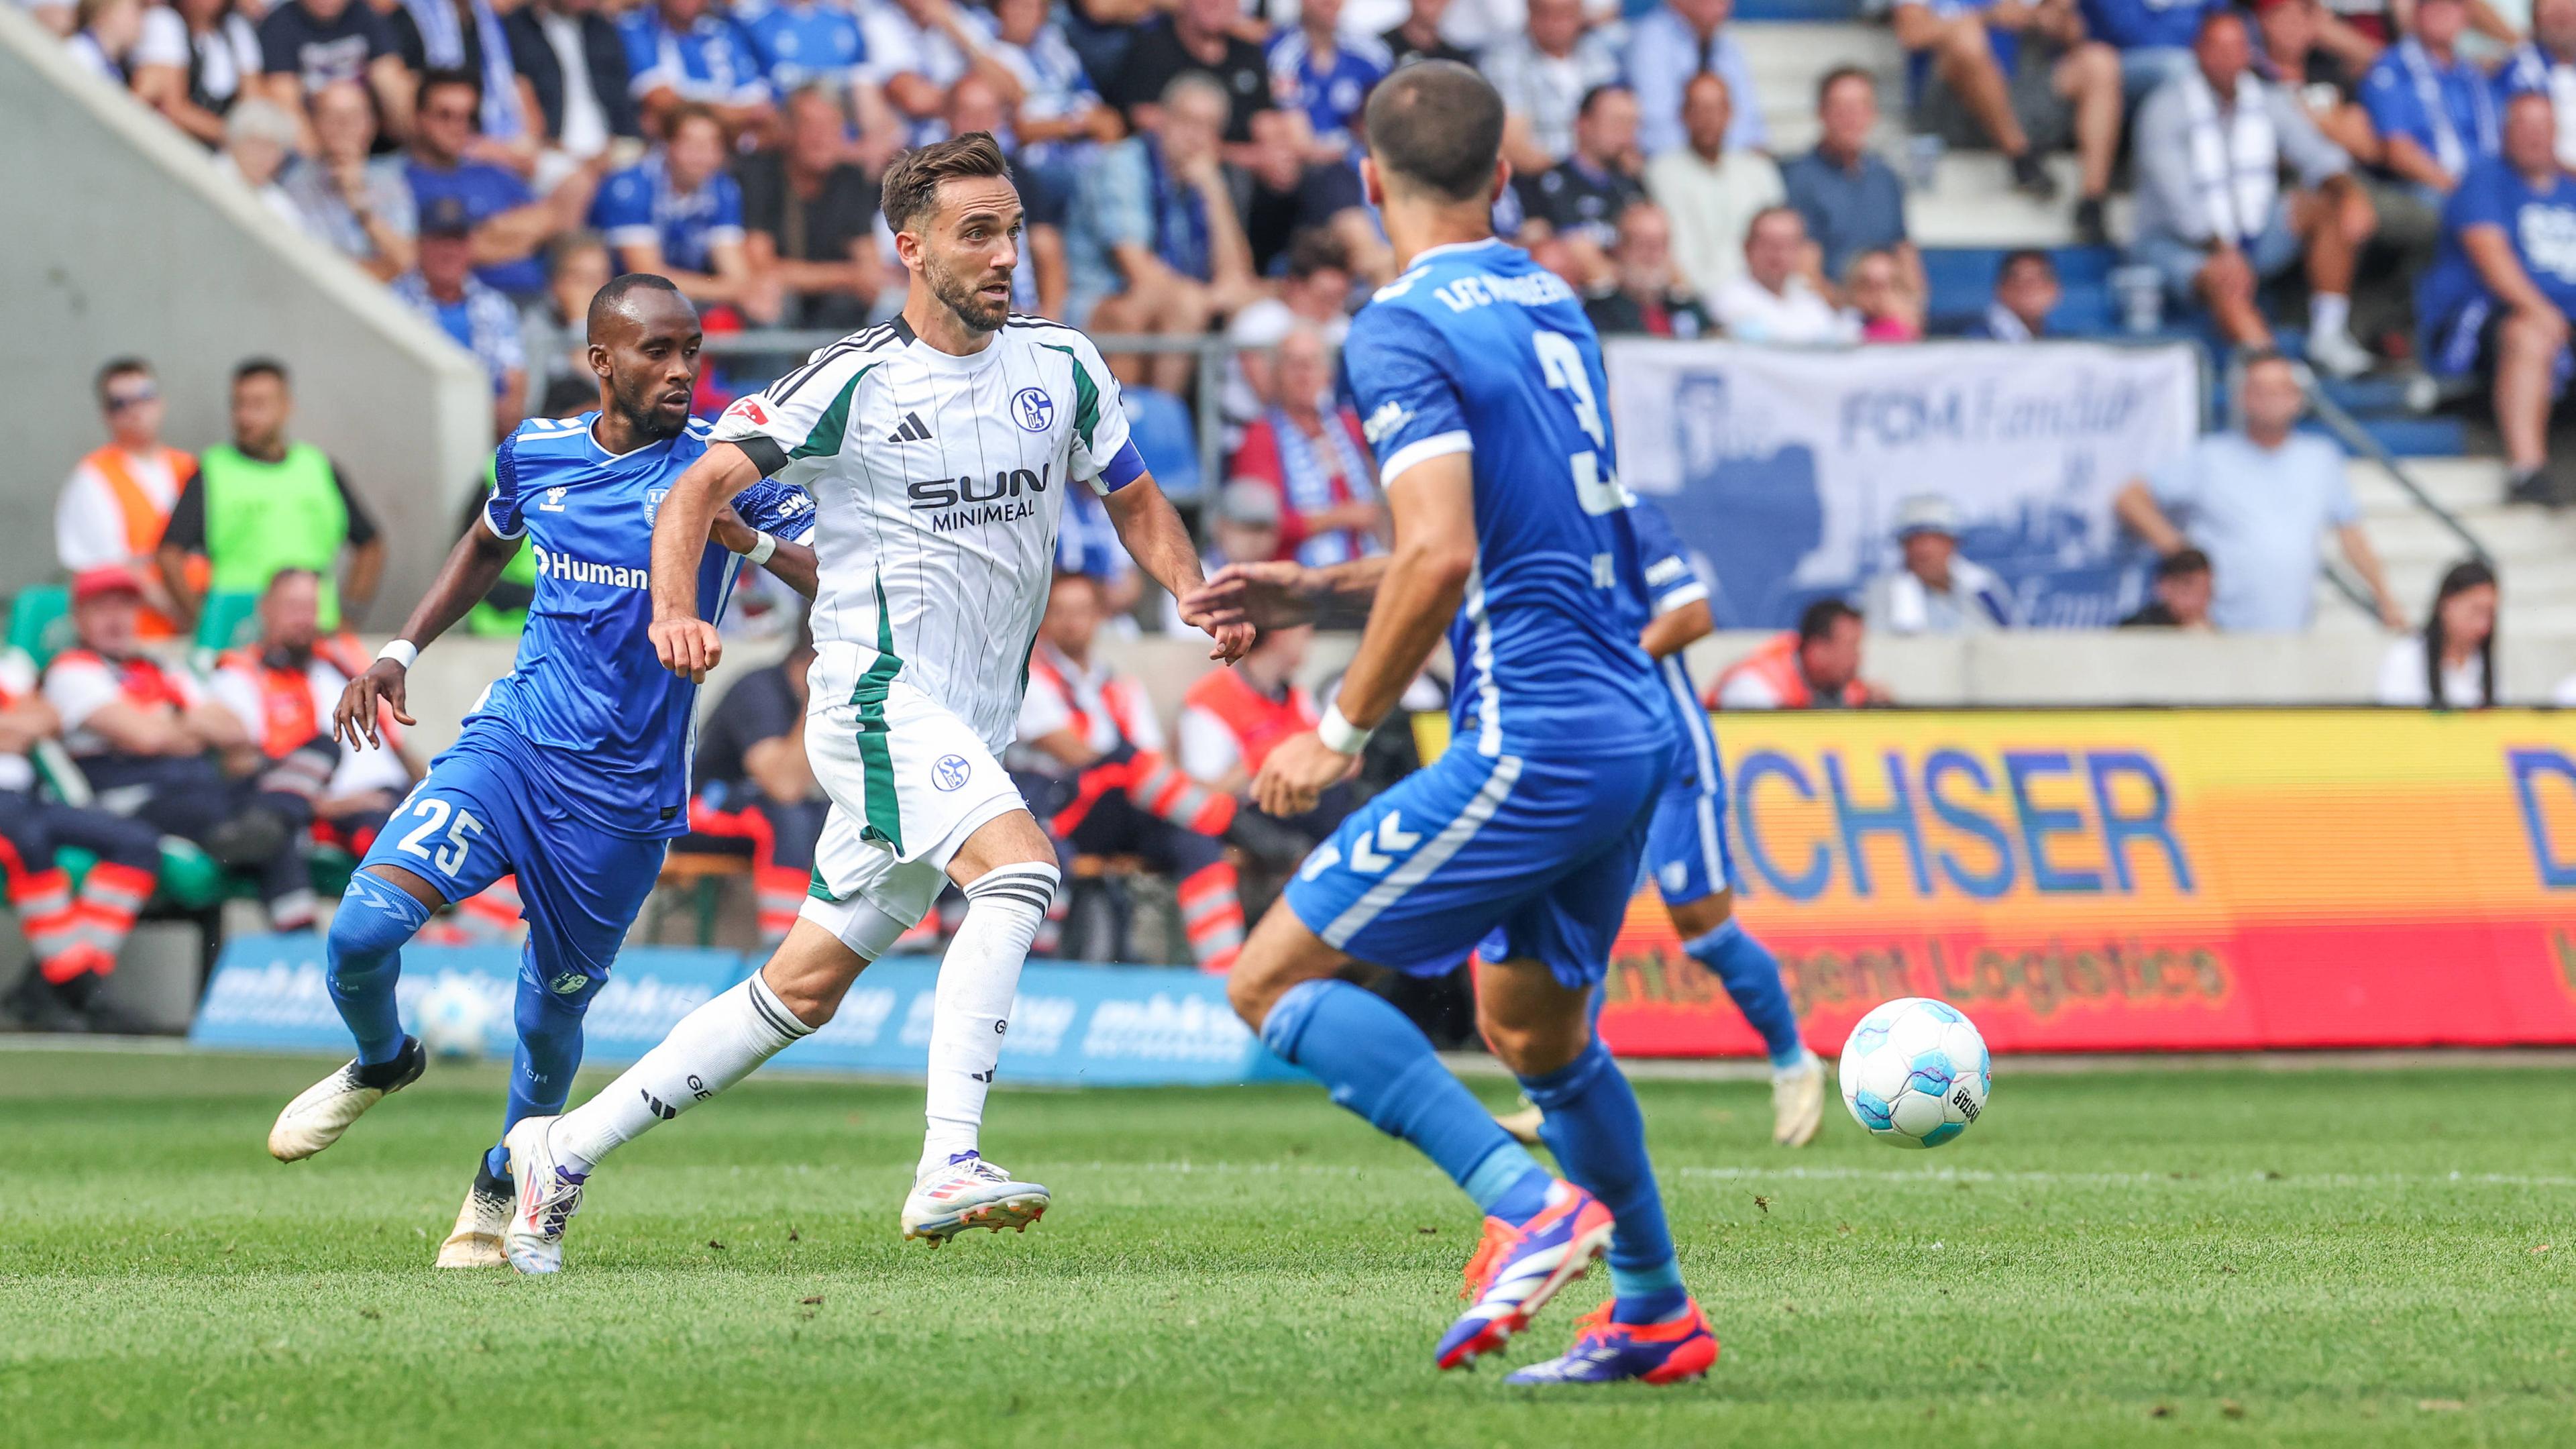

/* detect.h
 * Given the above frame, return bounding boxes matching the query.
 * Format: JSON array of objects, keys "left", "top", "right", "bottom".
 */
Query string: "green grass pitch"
[{"left": 1, "top": 1048, "right": 2571, "bottom": 1448}]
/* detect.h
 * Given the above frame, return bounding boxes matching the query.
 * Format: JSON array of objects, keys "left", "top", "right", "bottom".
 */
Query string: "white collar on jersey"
[{"left": 1405, "top": 236, "right": 1510, "bottom": 267}]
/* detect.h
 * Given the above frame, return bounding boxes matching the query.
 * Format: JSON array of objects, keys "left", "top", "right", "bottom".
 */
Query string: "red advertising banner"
[{"left": 1536, "top": 710, "right": 2576, "bottom": 1056}]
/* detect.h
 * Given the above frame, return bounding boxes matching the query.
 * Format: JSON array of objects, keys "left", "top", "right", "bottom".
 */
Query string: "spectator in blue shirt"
[
  {"left": 395, "top": 196, "right": 529, "bottom": 437},
  {"left": 1782, "top": 67, "right": 1923, "bottom": 294},
  {"left": 591, "top": 102, "right": 771, "bottom": 317},
  {"left": 2420, "top": 91, "right": 2576, "bottom": 505},
  {"left": 1072, "top": 71, "right": 1260, "bottom": 392},
  {"left": 2361, "top": 0, "right": 2497, "bottom": 201},
  {"left": 734, "top": 0, "right": 863, "bottom": 97},
  {"left": 619, "top": 0, "right": 773, "bottom": 137},
  {"left": 1265, "top": 0, "right": 1390, "bottom": 159},
  {"left": 1627, "top": 0, "right": 1767, "bottom": 158},
  {"left": 405, "top": 68, "right": 590, "bottom": 298},
  {"left": 1890, "top": 0, "right": 2124, "bottom": 243},
  {"left": 2080, "top": 0, "right": 2220, "bottom": 103}
]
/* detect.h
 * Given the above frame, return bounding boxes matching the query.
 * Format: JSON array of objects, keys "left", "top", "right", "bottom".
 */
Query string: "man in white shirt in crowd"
[
  {"left": 56, "top": 358, "right": 193, "bottom": 642},
  {"left": 1862, "top": 494, "right": 2020, "bottom": 634},
  {"left": 1713, "top": 205, "right": 1858, "bottom": 343},
  {"left": 1647, "top": 72, "right": 1786, "bottom": 305},
  {"left": 1481, "top": 0, "right": 1624, "bottom": 176}
]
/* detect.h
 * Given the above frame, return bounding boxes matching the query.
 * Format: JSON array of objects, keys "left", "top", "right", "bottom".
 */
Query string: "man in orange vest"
[
  {"left": 207, "top": 570, "right": 418, "bottom": 856},
  {"left": 1177, "top": 623, "right": 1356, "bottom": 836},
  {"left": 1705, "top": 598, "right": 1888, "bottom": 710},
  {"left": 54, "top": 358, "right": 195, "bottom": 639}
]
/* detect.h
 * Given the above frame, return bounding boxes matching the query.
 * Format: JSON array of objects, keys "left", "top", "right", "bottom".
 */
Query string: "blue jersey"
[
  {"left": 2078, "top": 0, "right": 2214, "bottom": 51},
  {"left": 618, "top": 8, "right": 771, "bottom": 108},
  {"left": 591, "top": 154, "right": 747, "bottom": 274},
  {"left": 1265, "top": 30, "right": 1388, "bottom": 149},
  {"left": 1624, "top": 494, "right": 1716, "bottom": 757},
  {"left": 734, "top": 0, "right": 865, "bottom": 91},
  {"left": 2418, "top": 156, "right": 2576, "bottom": 327},
  {"left": 1342, "top": 237, "right": 1668, "bottom": 759},
  {"left": 472, "top": 413, "right": 816, "bottom": 838}
]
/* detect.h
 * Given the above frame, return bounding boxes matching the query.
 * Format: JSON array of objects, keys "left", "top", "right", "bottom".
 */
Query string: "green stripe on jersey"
[
  {"left": 1038, "top": 343, "right": 1100, "bottom": 450},
  {"left": 849, "top": 573, "right": 906, "bottom": 854},
  {"left": 790, "top": 362, "right": 883, "bottom": 462}
]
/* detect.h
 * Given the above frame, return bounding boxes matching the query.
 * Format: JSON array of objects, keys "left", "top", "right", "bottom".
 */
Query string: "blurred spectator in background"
[
  {"left": 1892, "top": 0, "right": 2122, "bottom": 241},
  {"left": 1014, "top": 572, "right": 1248, "bottom": 974},
  {"left": 65, "top": 0, "right": 145, "bottom": 86},
  {"left": 1964, "top": 246, "right": 2059, "bottom": 339},
  {"left": 2129, "top": 11, "right": 2375, "bottom": 376},
  {"left": 1075, "top": 73, "right": 1260, "bottom": 392},
  {"left": 1178, "top": 622, "right": 1316, "bottom": 796},
  {"left": 738, "top": 85, "right": 887, "bottom": 330},
  {"left": 1864, "top": 494, "right": 2016, "bottom": 633},
  {"left": 284, "top": 80, "right": 419, "bottom": 282},
  {"left": 987, "top": 0, "right": 1121, "bottom": 268},
  {"left": 1159, "top": 478, "right": 1290, "bottom": 632},
  {"left": 593, "top": 103, "right": 771, "bottom": 318},
  {"left": 1847, "top": 245, "right": 1925, "bottom": 340},
  {"left": 2082, "top": 0, "right": 2216, "bottom": 103},
  {"left": 390, "top": 0, "right": 536, "bottom": 173},
  {"left": 1784, "top": 68, "right": 1921, "bottom": 294},
  {"left": 733, "top": 0, "right": 863, "bottom": 101},
  {"left": 2115, "top": 350, "right": 2404, "bottom": 631},
  {"left": 1585, "top": 200, "right": 1714, "bottom": 337},
  {"left": 2118, "top": 546, "right": 2217, "bottom": 627},
  {"left": 618, "top": 0, "right": 773, "bottom": 137},
  {"left": 520, "top": 230, "right": 612, "bottom": 408},
  {"left": 861, "top": 0, "right": 1016, "bottom": 141},
  {"left": 1265, "top": 0, "right": 1388, "bottom": 159},
  {"left": 1628, "top": 0, "right": 1765, "bottom": 158},
  {"left": 1231, "top": 325, "right": 1385, "bottom": 567},
  {"left": 1709, "top": 598, "right": 1884, "bottom": 708},
  {"left": 1524, "top": 83, "right": 1644, "bottom": 285},
  {"left": 254, "top": 0, "right": 410, "bottom": 138},
  {"left": 408, "top": 68, "right": 580, "bottom": 301},
  {"left": 2417, "top": 91, "right": 2576, "bottom": 507},
  {"left": 2502, "top": 0, "right": 2576, "bottom": 172},
  {"left": 56, "top": 358, "right": 192, "bottom": 639},
  {"left": 0, "top": 643, "right": 164, "bottom": 1034},
  {"left": 27, "top": 0, "right": 74, "bottom": 36},
  {"left": 1646, "top": 72, "right": 1783, "bottom": 305},
  {"left": 132, "top": 0, "right": 266, "bottom": 148},
  {"left": 2376, "top": 557, "right": 2498, "bottom": 706},
  {"left": 2359, "top": 0, "right": 2495, "bottom": 203},
  {"left": 1381, "top": 0, "right": 1472, "bottom": 69},
  {"left": 2253, "top": 0, "right": 2381, "bottom": 164},
  {"left": 689, "top": 624, "right": 826, "bottom": 947},
  {"left": 1714, "top": 205, "right": 1859, "bottom": 343},
  {"left": 1484, "top": 0, "right": 1624, "bottom": 174},
  {"left": 396, "top": 197, "right": 529, "bottom": 438},
  {"left": 506, "top": 0, "right": 641, "bottom": 168},
  {"left": 1224, "top": 227, "right": 1350, "bottom": 441},
  {"left": 158, "top": 360, "right": 385, "bottom": 631},
  {"left": 1108, "top": 0, "right": 1273, "bottom": 145},
  {"left": 1238, "top": 107, "right": 1383, "bottom": 280},
  {"left": 208, "top": 569, "right": 416, "bottom": 857},
  {"left": 42, "top": 568, "right": 320, "bottom": 932},
  {"left": 217, "top": 97, "right": 305, "bottom": 228}
]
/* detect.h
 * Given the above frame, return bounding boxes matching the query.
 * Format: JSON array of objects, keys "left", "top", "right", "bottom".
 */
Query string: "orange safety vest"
[
  {"left": 83, "top": 445, "right": 199, "bottom": 639},
  {"left": 51, "top": 649, "right": 193, "bottom": 714},
  {"left": 218, "top": 637, "right": 384, "bottom": 758},
  {"left": 1027, "top": 650, "right": 1157, "bottom": 753},
  {"left": 1180, "top": 668, "right": 1317, "bottom": 776},
  {"left": 1704, "top": 632, "right": 1868, "bottom": 711}
]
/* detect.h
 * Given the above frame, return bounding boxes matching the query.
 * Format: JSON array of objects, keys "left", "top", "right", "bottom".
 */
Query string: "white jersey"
[{"left": 708, "top": 314, "right": 1142, "bottom": 754}]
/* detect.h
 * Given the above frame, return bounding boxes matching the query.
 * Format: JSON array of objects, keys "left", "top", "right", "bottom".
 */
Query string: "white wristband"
[
  {"left": 742, "top": 531, "right": 777, "bottom": 566},
  {"left": 376, "top": 639, "right": 419, "bottom": 670},
  {"left": 1316, "top": 702, "right": 1372, "bottom": 755}
]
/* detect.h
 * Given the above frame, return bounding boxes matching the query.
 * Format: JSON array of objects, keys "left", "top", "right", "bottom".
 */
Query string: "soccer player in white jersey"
[{"left": 498, "top": 133, "right": 1251, "bottom": 1271}]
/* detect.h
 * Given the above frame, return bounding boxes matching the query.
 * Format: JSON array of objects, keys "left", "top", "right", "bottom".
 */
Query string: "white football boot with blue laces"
[{"left": 900, "top": 1152, "right": 1050, "bottom": 1245}]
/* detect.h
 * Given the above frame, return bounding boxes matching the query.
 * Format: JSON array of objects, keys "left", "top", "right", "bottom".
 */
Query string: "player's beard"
[
  {"left": 926, "top": 250, "right": 1010, "bottom": 335},
  {"left": 614, "top": 378, "right": 689, "bottom": 440}
]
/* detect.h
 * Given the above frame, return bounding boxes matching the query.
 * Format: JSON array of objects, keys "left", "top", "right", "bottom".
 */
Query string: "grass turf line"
[{"left": 0, "top": 1051, "right": 2569, "bottom": 1448}]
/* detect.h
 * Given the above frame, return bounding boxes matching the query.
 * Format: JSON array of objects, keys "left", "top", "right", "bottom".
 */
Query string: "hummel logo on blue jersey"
[{"left": 887, "top": 412, "right": 933, "bottom": 443}]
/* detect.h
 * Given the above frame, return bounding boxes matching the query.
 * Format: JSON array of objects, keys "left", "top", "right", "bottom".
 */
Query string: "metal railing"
[{"left": 2270, "top": 365, "right": 2491, "bottom": 624}]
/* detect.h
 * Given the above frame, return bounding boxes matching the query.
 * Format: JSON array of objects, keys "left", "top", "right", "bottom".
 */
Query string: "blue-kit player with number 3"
[{"left": 265, "top": 276, "right": 820, "bottom": 1269}]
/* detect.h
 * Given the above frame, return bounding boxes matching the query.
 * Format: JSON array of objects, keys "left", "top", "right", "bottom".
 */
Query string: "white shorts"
[{"left": 798, "top": 669, "right": 1026, "bottom": 949}]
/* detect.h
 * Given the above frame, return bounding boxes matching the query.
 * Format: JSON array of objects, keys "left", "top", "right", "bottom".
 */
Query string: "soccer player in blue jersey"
[
  {"left": 1187, "top": 62, "right": 1718, "bottom": 1385},
  {"left": 264, "top": 275, "right": 822, "bottom": 1269}
]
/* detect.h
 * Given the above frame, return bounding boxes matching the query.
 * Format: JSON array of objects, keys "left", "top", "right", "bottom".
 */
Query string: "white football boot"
[
  {"left": 1772, "top": 1049, "right": 1827, "bottom": 1147},
  {"left": 435, "top": 1167, "right": 513, "bottom": 1268},
  {"left": 267, "top": 1038, "right": 427, "bottom": 1162},
  {"left": 501, "top": 1115, "right": 588, "bottom": 1275},
  {"left": 900, "top": 1153, "right": 1051, "bottom": 1245}
]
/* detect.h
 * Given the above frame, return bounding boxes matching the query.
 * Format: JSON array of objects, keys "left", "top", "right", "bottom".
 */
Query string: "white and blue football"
[
  {"left": 1839, "top": 998, "right": 1991, "bottom": 1149},
  {"left": 417, "top": 975, "right": 500, "bottom": 1062}
]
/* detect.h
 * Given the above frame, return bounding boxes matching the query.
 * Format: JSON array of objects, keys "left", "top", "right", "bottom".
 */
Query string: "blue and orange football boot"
[
  {"left": 1502, "top": 1299, "right": 1721, "bottom": 1384},
  {"left": 1435, "top": 1179, "right": 1615, "bottom": 1370}
]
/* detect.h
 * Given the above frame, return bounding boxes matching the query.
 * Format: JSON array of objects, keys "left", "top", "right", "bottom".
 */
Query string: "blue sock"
[
  {"left": 1684, "top": 918, "right": 1807, "bottom": 1069},
  {"left": 487, "top": 951, "right": 590, "bottom": 1179},
  {"left": 1518, "top": 1038, "right": 1685, "bottom": 1320},
  {"left": 1264, "top": 978, "right": 1552, "bottom": 1224},
  {"left": 325, "top": 872, "right": 432, "bottom": 1066}
]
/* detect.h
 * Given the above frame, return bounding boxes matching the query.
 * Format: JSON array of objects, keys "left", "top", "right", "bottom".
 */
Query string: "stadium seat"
[
  {"left": 1123, "top": 388, "right": 1203, "bottom": 501},
  {"left": 7, "top": 585, "right": 73, "bottom": 667},
  {"left": 191, "top": 591, "right": 260, "bottom": 667}
]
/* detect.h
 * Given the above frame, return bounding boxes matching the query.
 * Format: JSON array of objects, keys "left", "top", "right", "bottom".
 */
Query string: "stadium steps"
[{"left": 2315, "top": 455, "right": 2576, "bottom": 631}]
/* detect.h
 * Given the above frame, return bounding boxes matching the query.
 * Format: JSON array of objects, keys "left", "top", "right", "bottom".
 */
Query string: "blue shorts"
[
  {"left": 362, "top": 726, "right": 664, "bottom": 1008},
  {"left": 1283, "top": 743, "right": 1670, "bottom": 989},
  {"left": 2128, "top": 198, "right": 2302, "bottom": 307},
  {"left": 1644, "top": 780, "right": 1735, "bottom": 908}
]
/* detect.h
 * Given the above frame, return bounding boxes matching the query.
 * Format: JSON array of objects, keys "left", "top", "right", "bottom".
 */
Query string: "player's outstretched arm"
[
  {"left": 1101, "top": 470, "right": 1254, "bottom": 663},
  {"left": 710, "top": 504, "right": 820, "bottom": 601},
  {"left": 1251, "top": 454, "right": 1477, "bottom": 817},
  {"left": 647, "top": 441, "right": 762, "bottom": 682},
  {"left": 1183, "top": 556, "right": 1390, "bottom": 631},
  {"left": 334, "top": 515, "right": 521, "bottom": 750}
]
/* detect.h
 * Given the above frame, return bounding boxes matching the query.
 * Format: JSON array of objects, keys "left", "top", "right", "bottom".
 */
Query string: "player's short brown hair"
[
  {"left": 879, "top": 132, "right": 1014, "bottom": 234},
  {"left": 1360, "top": 61, "right": 1504, "bottom": 204}
]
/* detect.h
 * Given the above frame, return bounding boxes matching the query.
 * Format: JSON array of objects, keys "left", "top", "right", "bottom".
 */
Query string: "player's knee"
[
  {"left": 327, "top": 871, "right": 433, "bottom": 972},
  {"left": 1664, "top": 890, "right": 1733, "bottom": 941},
  {"left": 1479, "top": 1008, "right": 1589, "bottom": 1079}
]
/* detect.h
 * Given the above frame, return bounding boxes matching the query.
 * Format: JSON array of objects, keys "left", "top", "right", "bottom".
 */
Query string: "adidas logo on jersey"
[
  {"left": 530, "top": 544, "right": 646, "bottom": 589},
  {"left": 885, "top": 411, "right": 934, "bottom": 443}
]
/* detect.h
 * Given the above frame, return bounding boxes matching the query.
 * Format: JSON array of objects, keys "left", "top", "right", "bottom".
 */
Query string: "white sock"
[
  {"left": 919, "top": 863, "right": 1057, "bottom": 1178},
  {"left": 2310, "top": 292, "right": 2351, "bottom": 339},
  {"left": 554, "top": 972, "right": 812, "bottom": 1173}
]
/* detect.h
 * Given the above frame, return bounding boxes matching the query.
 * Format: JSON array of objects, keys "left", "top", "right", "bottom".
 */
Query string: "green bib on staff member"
[{"left": 197, "top": 441, "right": 350, "bottom": 627}]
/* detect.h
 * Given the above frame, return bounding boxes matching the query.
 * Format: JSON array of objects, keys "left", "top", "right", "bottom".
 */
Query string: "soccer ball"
[
  {"left": 1839, "top": 998, "right": 1990, "bottom": 1148},
  {"left": 417, "top": 976, "right": 498, "bottom": 1061}
]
